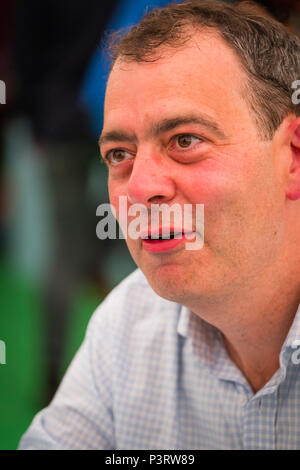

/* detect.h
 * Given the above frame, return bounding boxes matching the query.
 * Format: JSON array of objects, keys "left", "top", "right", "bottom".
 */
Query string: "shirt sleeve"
[{"left": 18, "top": 301, "right": 115, "bottom": 450}]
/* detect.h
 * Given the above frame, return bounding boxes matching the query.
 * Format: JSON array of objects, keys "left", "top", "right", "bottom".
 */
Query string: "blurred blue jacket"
[{"left": 80, "top": 0, "right": 170, "bottom": 139}]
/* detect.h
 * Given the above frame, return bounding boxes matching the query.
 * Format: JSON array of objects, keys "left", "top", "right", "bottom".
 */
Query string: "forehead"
[{"left": 103, "top": 31, "right": 252, "bottom": 137}]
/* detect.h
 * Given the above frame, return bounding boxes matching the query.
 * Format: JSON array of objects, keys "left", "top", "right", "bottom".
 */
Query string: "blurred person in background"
[{"left": 13, "top": 0, "right": 119, "bottom": 402}]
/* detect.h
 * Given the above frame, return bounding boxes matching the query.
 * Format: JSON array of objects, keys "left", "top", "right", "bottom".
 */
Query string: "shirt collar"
[
  {"left": 177, "top": 302, "right": 300, "bottom": 347},
  {"left": 282, "top": 303, "right": 300, "bottom": 349},
  {"left": 177, "top": 305, "right": 233, "bottom": 380},
  {"left": 177, "top": 305, "right": 190, "bottom": 338},
  {"left": 177, "top": 301, "right": 300, "bottom": 391},
  {"left": 279, "top": 302, "right": 300, "bottom": 370}
]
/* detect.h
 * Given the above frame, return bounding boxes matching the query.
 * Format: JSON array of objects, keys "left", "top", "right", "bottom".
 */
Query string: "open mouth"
[
  {"left": 140, "top": 229, "right": 195, "bottom": 253},
  {"left": 142, "top": 231, "right": 183, "bottom": 240}
]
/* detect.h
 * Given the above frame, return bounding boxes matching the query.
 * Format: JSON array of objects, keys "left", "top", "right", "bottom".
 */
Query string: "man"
[{"left": 19, "top": 0, "right": 300, "bottom": 449}]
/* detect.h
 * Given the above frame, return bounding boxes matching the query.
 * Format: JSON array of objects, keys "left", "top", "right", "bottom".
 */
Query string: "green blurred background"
[
  {"left": 0, "top": 131, "right": 137, "bottom": 449},
  {"left": 0, "top": 120, "right": 136, "bottom": 449}
]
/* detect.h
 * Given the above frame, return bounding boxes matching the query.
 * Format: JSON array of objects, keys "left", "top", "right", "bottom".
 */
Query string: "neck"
[{"left": 190, "top": 271, "right": 300, "bottom": 393}]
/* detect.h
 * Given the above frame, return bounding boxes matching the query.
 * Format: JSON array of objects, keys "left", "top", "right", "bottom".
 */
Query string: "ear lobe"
[{"left": 286, "top": 121, "right": 300, "bottom": 201}]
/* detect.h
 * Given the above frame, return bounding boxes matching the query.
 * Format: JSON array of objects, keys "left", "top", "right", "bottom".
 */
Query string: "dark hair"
[{"left": 108, "top": 0, "right": 300, "bottom": 140}]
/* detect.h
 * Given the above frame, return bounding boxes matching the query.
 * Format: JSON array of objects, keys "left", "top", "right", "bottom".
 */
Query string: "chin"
[
  {"left": 141, "top": 263, "right": 194, "bottom": 303},
  {"left": 149, "top": 281, "right": 186, "bottom": 303}
]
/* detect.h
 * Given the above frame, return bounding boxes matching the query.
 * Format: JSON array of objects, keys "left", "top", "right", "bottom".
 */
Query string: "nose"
[{"left": 127, "top": 149, "right": 176, "bottom": 207}]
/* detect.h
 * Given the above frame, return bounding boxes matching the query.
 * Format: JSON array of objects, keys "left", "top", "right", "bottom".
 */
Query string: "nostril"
[{"left": 148, "top": 195, "right": 165, "bottom": 203}]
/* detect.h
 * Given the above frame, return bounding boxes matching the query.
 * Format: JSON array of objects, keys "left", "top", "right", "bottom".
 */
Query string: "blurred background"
[{"left": 0, "top": 0, "right": 299, "bottom": 450}]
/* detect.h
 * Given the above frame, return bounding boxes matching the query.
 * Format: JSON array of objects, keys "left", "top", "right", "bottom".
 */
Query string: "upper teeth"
[{"left": 145, "top": 232, "right": 182, "bottom": 239}]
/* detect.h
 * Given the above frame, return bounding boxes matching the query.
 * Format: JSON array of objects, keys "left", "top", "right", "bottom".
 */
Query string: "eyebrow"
[
  {"left": 99, "top": 130, "right": 137, "bottom": 147},
  {"left": 150, "top": 115, "right": 227, "bottom": 140},
  {"left": 99, "top": 114, "right": 227, "bottom": 148}
]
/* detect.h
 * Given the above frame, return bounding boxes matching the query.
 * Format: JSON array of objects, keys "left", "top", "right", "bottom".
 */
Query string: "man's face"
[{"left": 100, "top": 32, "right": 287, "bottom": 306}]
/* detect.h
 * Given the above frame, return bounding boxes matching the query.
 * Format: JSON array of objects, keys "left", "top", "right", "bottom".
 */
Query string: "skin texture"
[{"left": 100, "top": 31, "right": 300, "bottom": 392}]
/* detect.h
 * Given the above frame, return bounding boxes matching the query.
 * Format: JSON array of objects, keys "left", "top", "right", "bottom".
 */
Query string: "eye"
[
  {"left": 174, "top": 134, "right": 203, "bottom": 149},
  {"left": 105, "top": 149, "right": 134, "bottom": 165}
]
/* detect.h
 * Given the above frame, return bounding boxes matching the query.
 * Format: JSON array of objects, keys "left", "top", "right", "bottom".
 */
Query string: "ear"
[{"left": 285, "top": 118, "right": 300, "bottom": 201}]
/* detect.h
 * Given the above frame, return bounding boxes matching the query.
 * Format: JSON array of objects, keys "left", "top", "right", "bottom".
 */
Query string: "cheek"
[
  {"left": 179, "top": 160, "right": 242, "bottom": 213},
  {"left": 181, "top": 149, "right": 274, "bottom": 208},
  {"left": 181, "top": 158, "right": 277, "bottom": 245}
]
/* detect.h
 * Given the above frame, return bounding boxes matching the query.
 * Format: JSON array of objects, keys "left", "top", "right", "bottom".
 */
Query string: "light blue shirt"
[{"left": 19, "top": 269, "right": 300, "bottom": 449}]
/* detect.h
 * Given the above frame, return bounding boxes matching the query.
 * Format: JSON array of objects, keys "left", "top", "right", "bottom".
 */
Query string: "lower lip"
[{"left": 141, "top": 234, "right": 192, "bottom": 253}]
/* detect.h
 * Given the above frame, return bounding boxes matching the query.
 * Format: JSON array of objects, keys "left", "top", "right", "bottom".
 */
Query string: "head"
[{"left": 100, "top": 0, "right": 300, "bottom": 308}]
